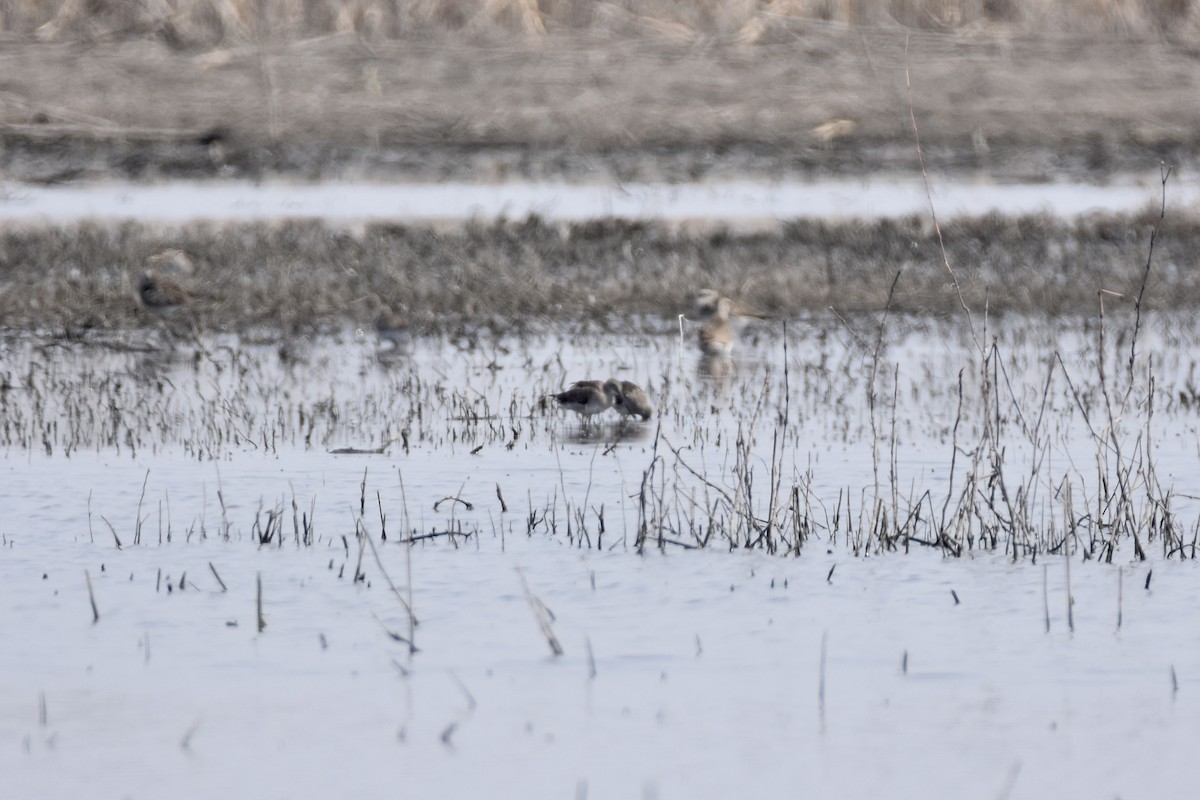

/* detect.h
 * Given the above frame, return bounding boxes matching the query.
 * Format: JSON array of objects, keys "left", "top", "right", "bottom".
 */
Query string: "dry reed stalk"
[
  {"left": 133, "top": 469, "right": 149, "bottom": 545},
  {"left": 818, "top": 629, "right": 828, "bottom": 732},
  {"left": 100, "top": 515, "right": 123, "bottom": 549},
  {"left": 363, "top": 515, "right": 419, "bottom": 636},
  {"left": 209, "top": 562, "right": 228, "bottom": 592},
  {"left": 1116, "top": 565, "right": 1123, "bottom": 630},
  {"left": 904, "top": 34, "right": 980, "bottom": 355},
  {"left": 256, "top": 571, "right": 265, "bottom": 632},
  {"left": 1065, "top": 522, "right": 1074, "bottom": 633},
  {"left": 1042, "top": 564, "right": 1050, "bottom": 633},
  {"left": 516, "top": 567, "right": 563, "bottom": 656},
  {"left": 84, "top": 569, "right": 98, "bottom": 623}
]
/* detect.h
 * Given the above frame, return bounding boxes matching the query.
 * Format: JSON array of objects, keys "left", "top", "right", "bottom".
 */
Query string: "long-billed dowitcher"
[
  {"left": 692, "top": 288, "right": 765, "bottom": 322},
  {"left": 553, "top": 380, "right": 619, "bottom": 422},
  {"left": 698, "top": 296, "right": 736, "bottom": 356},
  {"left": 610, "top": 379, "right": 654, "bottom": 421},
  {"left": 374, "top": 305, "right": 411, "bottom": 349},
  {"left": 137, "top": 249, "right": 193, "bottom": 313}
]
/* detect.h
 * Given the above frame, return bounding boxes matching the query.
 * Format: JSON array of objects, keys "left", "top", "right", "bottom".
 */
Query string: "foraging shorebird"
[
  {"left": 146, "top": 248, "right": 194, "bottom": 276},
  {"left": 611, "top": 380, "right": 654, "bottom": 421},
  {"left": 137, "top": 271, "right": 189, "bottom": 311},
  {"left": 692, "top": 288, "right": 765, "bottom": 322},
  {"left": 692, "top": 288, "right": 768, "bottom": 358},
  {"left": 698, "top": 296, "right": 736, "bottom": 356},
  {"left": 374, "top": 305, "right": 411, "bottom": 348},
  {"left": 693, "top": 288, "right": 725, "bottom": 321},
  {"left": 137, "top": 249, "right": 193, "bottom": 312},
  {"left": 553, "top": 380, "right": 620, "bottom": 423}
]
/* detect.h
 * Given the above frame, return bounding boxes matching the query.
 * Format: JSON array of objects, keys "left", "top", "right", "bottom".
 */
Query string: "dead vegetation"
[
  {"left": 0, "top": 211, "right": 1193, "bottom": 334},
  {"left": 0, "top": 3, "right": 1198, "bottom": 183},
  {"left": 2, "top": 0, "right": 1197, "bottom": 45}
]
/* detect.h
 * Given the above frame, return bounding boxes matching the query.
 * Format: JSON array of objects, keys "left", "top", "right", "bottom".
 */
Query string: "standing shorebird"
[
  {"left": 137, "top": 270, "right": 190, "bottom": 311},
  {"left": 374, "top": 305, "right": 411, "bottom": 350},
  {"left": 610, "top": 379, "right": 654, "bottom": 421},
  {"left": 698, "top": 296, "right": 736, "bottom": 356},
  {"left": 137, "top": 248, "right": 193, "bottom": 313},
  {"left": 692, "top": 288, "right": 765, "bottom": 322},
  {"left": 553, "top": 379, "right": 620, "bottom": 424}
]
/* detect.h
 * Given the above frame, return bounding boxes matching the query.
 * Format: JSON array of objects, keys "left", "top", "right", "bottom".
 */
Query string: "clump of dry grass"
[
  {"left": 1, "top": 0, "right": 1196, "bottom": 45},
  {"left": 0, "top": 212, "right": 1194, "bottom": 335}
]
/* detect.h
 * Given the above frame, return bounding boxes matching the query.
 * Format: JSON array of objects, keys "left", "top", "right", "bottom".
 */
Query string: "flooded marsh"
[
  {"left": 5, "top": 302, "right": 1200, "bottom": 798},
  {"left": 6, "top": 179, "right": 1200, "bottom": 799},
  {"left": 5, "top": 300, "right": 1200, "bottom": 557}
]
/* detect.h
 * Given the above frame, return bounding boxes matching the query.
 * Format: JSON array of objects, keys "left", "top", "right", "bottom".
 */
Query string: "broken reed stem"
[
  {"left": 208, "top": 561, "right": 228, "bottom": 592},
  {"left": 1117, "top": 566, "right": 1123, "bottom": 631},
  {"left": 1042, "top": 564, "right": 1050, "bottom": 633},
  {"left": 516, "top": 567, "right": 563, "bottom": 657},
  {"left": 1065, "top": 531, "right": 1075, "bottom": 633},
  {"left": 133, "top": 468, "right": 149, "bottom": 545},
  {"left": 818, "top": 629, "right": 828, "bottom": 732},
  {"left": 256, "top": 572, "right": 265, "bottom": 632},
  {"left": 352, "top": 517, "right": 368, "bottom": 581},
  {"left": 364, "top": 517, "right": 419, "bottom": 637},
  {"left": 100, "top": 514, "right": 123, "bottom": 549},
  {"left": 85, "top": 569, "right": 99, "bottom": 624}
]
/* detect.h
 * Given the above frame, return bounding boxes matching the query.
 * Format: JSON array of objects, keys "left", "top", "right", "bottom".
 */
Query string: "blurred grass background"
[{"left": 0, "top": 0, "right": 1195, "bottom": 45}]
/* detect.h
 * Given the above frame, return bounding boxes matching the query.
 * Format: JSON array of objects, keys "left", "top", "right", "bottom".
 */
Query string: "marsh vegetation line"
[{"left": 3, "top": 210, "right": 1200, "bottom": 334}]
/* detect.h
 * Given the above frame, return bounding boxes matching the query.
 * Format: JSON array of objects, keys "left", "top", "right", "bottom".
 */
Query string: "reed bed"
[
  {"left": 8, "top": 296, "right": 1200, "bottom": 562},
  {"left": 0, "top": 210, "right": 1194, "bottom": 334}
]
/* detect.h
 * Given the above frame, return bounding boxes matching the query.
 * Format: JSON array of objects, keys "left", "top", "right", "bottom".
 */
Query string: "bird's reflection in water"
[
  {"left": 697, "top": 352, "right": 735, "bottom": 389},
  {"left": 560, "top": 419, "right": 654, "bottom": 446}
]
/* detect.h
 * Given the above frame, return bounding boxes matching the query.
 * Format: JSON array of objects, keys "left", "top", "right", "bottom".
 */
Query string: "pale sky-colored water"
[{"left": 1, "top": 173, "right": 1195, "bottom": 225}]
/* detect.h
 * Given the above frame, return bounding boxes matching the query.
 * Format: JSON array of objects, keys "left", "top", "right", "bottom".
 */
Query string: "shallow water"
[
  {"left": 4, "top": 314, "right": 1199, "bottom": 554},
  {"left": 2, "top": 173, "right": 1196, "bottom": 225},
  {"left": 4, "top": 313, "right": 1200, "bottom": 797},
  {"left": 3, "top": 504, "right": 1198, "bottom": 799}
]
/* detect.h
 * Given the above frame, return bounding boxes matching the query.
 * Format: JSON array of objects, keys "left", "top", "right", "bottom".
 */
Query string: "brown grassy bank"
[
  {"left": 4, "top": 0, "right": 1198, "bottom": 43},
  {"left": 0, "top": 211, "right": 1190, "bottom": 334},
  {"left": 1, "top": 6, "right": 1198, "bottom": 183}
]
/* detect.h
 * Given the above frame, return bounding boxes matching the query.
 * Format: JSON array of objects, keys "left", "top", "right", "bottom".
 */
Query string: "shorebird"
[
  {"left": 137, "top": 249, "right": 193, "bottom": 313},
  {"left": 698, "top": 296, "right": 736, "bottom": 356},
  {"left": 611, "top": 380, "right": 654, "bottom": 421},
  {"left": 692, "top": 288, "right": 766, "bottom": 322},
  {"left": 553, "top": 380, "right": 619, "bottom": 423},
  {"left": 146, "top": 248, "right": 194, "bottom": 276},
  {"left": 137, "top": 270, "right": 189, "bottom": 311},
  {"left": 374, "top": 305, "right": 411, "bottom": 349}
]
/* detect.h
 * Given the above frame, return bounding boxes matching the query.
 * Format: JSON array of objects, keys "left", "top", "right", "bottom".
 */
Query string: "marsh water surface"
[{"left": 4, "top": 174, "right": 1200, "bottom": 798}]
